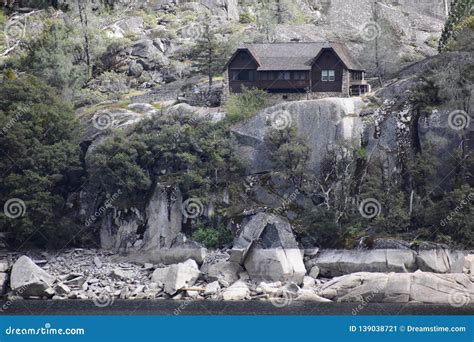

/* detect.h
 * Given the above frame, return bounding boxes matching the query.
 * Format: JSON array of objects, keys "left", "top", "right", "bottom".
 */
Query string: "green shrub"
[
  {"left": 425, "top": 36, "right": 439, "bottom": 48},
  {"left": 192, "top": 225, "right": 233, "bottom": 249},
  {"left": 223, "top": 87, "right": 268, "bottom": 123},
  {"left": 425, "top": 185, "right": 474, "bottom": 247},
  {"left": 296, "top": 207, "right": 341, "bottom": 247},
  {"left": 0, "top": 76, "right": 83, "bottom": 247},
  {"left": 239, "top": 12, "right": 256, "bottom": 24},
  {"left": 9, "top": 19, "right": 89, "bottom": 98},
  {"left": 90, "top": 113, "right": 246, "bottom": 208},
  {"left": 137, "top": 9, "right": 157, "bottom": 29}
]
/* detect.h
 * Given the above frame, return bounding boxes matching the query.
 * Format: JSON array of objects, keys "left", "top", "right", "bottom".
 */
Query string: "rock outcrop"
[
  {"left": 0, "top": 272, "right": 7, "bottom": 296},
  {"left": 230, "top": 213, "right": 306, "bottom": 284},
  {"left": 221, "top": 280, "right": 250, "bottom": 301},
  {"left": 129, "top": 246, "right": 207, "bottom": 266},
  {"left": 307, "top": 249, "right": 417, "bottom": 277},
  {"left": 151, "top": 259, "right": 200, "bottom": 295},
  {"left": 143, "top": 185, "right": 183, "bottom": 249},
  {"left": 10, "top": 256, "right": 56, "bottom": 298},
  {"left": 0, "top": 258, "right": 8, "bottom": 296},
  {"left": 307, "top": 249, "right": 466, "bottom": 277},
  {"left": 201, "top": 260, "right": 243, "bottom": 286},
  {"left": 319, "top": 271, "right": 474, "bottom": 305},
  {"left": 465, "top": 254, "right": 474, "bottom": 276},
  {"left": 416, "top": 247, "right": 465, "bottom": 274},
  {"left": 232, "top": 98, "right": 366, "bottom": 174}
]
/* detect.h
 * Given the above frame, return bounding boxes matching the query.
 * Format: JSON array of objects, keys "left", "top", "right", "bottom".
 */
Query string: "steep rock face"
[
  {"left": 104, "top": 16, "right": 145, "bottom": 39},
  {"left": 363, "top": 52, "right": 474, "bottom": 190},
  {"left": 151, "top": 0, "right": 238, "bottom": 20},
  {"left": 232, "top": 98, "right": 366, "bottom": 175},
  {"left": 100, "top": 209, "right": 144, "bottom": 251},
  {"left": 99, "top": 183, "right": 202, "bottom": 264},
  {"left": 97, "top": 184, "right": 183, "bottom": 253},
  {"left": 274, "top": 0, "right": 446, "bottom": 74},
  {"left": 143, "top": 185, "right": 183, "bottom": 249},
  {"left": 200, "top": 0, "right": 239, "bottom": 20}
]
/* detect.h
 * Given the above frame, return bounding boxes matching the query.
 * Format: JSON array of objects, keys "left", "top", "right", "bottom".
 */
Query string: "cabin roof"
[{"left": 233, "top": 42, "right": 364, "bottom": 72}]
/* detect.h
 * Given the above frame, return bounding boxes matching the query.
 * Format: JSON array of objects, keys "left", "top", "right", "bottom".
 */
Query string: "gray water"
[{"left": 1, "top": 300, "right": 473, "bottom": 316}]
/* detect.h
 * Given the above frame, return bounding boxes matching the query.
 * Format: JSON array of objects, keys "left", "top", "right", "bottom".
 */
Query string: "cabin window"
[
  {"left": 260, "top": 72, "right": 274, "bottom": 81},
  {"left": 278, "top": 71, "right": 291, "bottom": 80},
  {"left": 258, "top": 72, "right": 276, "bottom": 80},
  {"left": 322, "top": 70, "right": 335, "bottom": 82},
  {"left": 293, "top": 71, "right": 308, "bottom": 80},
  {"left": 231, "top": 70, "right": 256, "bottom": 81}
]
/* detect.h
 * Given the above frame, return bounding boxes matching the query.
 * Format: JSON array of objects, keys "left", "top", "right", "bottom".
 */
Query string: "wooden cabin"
[{"left": 224, "top": 42, "right": 369, "bottom": 97}]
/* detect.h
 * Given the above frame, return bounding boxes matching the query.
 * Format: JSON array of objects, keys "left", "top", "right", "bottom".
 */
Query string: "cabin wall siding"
[
  {"left": 228, "top": 50, "right": 258, "bottom": 93},
  {"left": 311, "top": 50, "right": 344, "bottom": 93},
  {"left": 228, "top": 51, "right": 258, "bottom": 70}
]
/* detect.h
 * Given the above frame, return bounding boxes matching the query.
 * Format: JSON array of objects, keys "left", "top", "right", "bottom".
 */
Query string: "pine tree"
[
  {"left": 439, "top": 0, "right": 473, "bottom": 52},
  {"left": 191, "top": 17, "right": 231, "bottom": 91}
]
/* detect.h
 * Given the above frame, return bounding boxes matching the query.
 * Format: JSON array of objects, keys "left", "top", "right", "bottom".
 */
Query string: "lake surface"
[{"left": 1, "top": 300, "right": 473, "bottom": 316}]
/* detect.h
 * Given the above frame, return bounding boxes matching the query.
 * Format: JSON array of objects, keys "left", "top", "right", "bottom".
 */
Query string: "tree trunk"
[
  {"left": 276, "top": 0, "right": 282, "bottom": 24},
  {"left": 76, "top": 0, "right": 91, "bottom": 78},
  {"left": 372, "top": 1, "right": 383, "bottom": 87}
]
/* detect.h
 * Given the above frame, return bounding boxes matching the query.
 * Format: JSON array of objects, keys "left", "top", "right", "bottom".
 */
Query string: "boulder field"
[{"left": 0, "top": 213, "right": 472, "bottom": 305}]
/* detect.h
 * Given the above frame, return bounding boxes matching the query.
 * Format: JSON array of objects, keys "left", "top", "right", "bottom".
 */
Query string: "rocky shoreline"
[
  {"left": 0, "top": 211, "right": 472, "bottom": 308},
  {"left": 0, "top": 213, "right": 473, "bottom": 307},
  {"left": 1, "top": 245, "right": 472, "bottom": 308}
]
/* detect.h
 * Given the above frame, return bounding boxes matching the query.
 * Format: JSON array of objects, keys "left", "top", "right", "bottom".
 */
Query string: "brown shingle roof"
[{"left": 239, "top": 42, "right": 364, "bottom": 71}]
